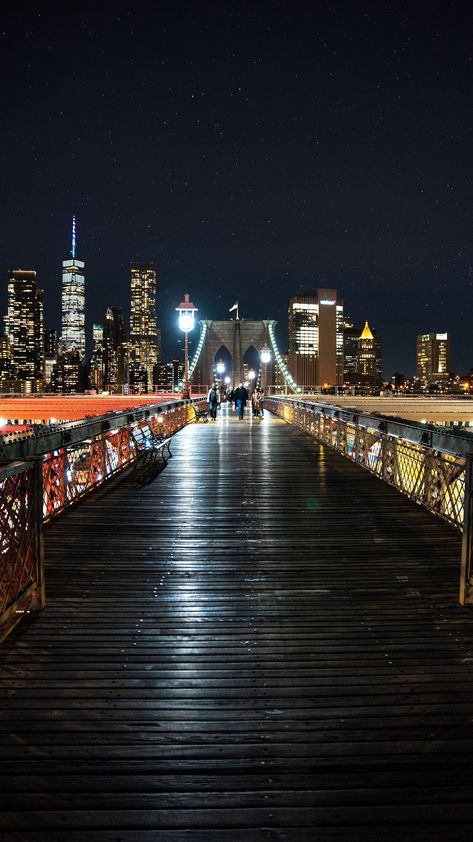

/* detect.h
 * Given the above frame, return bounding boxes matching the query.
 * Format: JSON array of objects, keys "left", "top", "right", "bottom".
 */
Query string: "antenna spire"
[{"left": 71, "top": 215, "right": 76, "bottom": 259}]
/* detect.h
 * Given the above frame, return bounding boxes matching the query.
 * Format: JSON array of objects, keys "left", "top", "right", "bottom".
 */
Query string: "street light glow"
[
  {"left": 260, "top": 345, "right": 271, "bottom": 364},
  {"left": 179, "top": 311, "right": 195, "bottom": 332}
]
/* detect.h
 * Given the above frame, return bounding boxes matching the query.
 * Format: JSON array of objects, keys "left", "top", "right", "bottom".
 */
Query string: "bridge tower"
[{"left": 193, "top": 319, "right": 276, "bottom": 388}]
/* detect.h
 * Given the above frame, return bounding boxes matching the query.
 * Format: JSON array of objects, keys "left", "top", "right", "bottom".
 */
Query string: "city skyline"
[
  {"left": 1, "top": 5, "right": 471, "bottom": 376},
  {"left": 0, "top": 220, "right": 461, "bottom": 381}
]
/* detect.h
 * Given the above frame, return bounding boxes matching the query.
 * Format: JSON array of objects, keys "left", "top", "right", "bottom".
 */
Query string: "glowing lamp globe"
[
  {"left": 179, "top": 312, "right": 194, "bottom": 332},
  {"left": 260, "top": 345, "right": 271, "bottom": 364},
  {"left": 216, "top": 360, "right": 225, "bottom": 374}
]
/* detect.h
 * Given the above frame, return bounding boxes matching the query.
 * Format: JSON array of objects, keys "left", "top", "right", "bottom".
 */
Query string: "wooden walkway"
[{"left": 1, "top": 405, "right": 473, "bottom": 841}]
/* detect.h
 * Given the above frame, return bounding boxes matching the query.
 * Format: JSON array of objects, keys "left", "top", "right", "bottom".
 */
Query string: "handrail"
[
  {"left": 267, "top": 395, "right": 473, "bottom": 457},
  {"left": 0, "top": 397, "right": 201, "bottom": 462},
  {"left": 266, "top": 396, "right": 473, "bottom": 605}
]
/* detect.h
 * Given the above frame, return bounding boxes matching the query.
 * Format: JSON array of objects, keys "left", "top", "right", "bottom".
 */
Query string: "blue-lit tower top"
[{"left": 71, "top": 215, "right": 76, "bottom": 259}]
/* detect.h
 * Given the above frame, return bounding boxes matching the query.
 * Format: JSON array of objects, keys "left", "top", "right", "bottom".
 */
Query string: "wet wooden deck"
[{"left": 1, "top": 405, "right": 473, "bottom": 841}]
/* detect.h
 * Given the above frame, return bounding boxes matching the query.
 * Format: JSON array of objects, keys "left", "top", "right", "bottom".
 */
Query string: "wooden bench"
[
  {"left": 194, "top": 405, "right": 209, "bottom": 423},
  {"left": 130, "top": 424, "right": 172, "bottom": 466}
]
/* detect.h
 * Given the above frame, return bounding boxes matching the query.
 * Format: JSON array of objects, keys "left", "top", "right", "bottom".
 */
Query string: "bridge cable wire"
[
  {"left": 177, "top": 322, "right": 208, "bottom": 390},
  {"left": 266, "top": 322, "right": 301, "bottom": 394}
]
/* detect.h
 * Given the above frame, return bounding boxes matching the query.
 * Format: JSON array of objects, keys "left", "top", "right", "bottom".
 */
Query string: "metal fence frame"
[
  {"left": 266, "top": 396, "right": 473, "bottom": 605},
  {"left": 0, "top": 460, "right": 44, "bottom": 641}
]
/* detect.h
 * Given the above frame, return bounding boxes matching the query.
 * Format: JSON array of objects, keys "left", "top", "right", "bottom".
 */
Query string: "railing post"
[
  {"left": 459, "top": 456, "right": 473, "bottom": 605},
  {"left": 33, "top": 458, "right": 46, "bottom": 613},
  {"left": 380, "top": 433, "right": 391, "bottom": 482}
]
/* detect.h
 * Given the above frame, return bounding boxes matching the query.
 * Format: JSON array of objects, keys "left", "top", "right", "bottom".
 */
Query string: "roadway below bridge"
[{"left": 1, "top": 404, "right": 473, "bottom": 840}]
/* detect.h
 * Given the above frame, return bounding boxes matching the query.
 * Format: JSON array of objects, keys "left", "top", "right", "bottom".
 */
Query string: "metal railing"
[
  {"left": 41, "top": 400, "right": 194, "bottom": 521},
  {"left": 0, "top": 460, "right": 44, "bottom": 641},
  {"left": 266, "top": 396, "right": 473, "bottom": 605},
  {"left": 0, "top": 398, "right": 203, "bottom": 639}
]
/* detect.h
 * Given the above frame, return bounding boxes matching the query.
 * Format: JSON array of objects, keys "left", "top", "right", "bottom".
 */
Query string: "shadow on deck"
[{"left": 1, "top": 404, "right": 473, "bottom": 840}]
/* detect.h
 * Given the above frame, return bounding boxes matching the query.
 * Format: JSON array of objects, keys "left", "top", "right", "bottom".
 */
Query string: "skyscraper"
[
  {"left": 35, "top": 287, "right": 44, "bottom": 382},
  {"left": 103, "top": 306, "right": 127, "bottom": 389},
  {"left": 44, "top": 328, "right": 57, "bottom": 390},
  {"left": 129, "top": 262, "right": 158, "bottom": 388},
  {"left": 5, "top": 269, "right": 44, "bottom": 390},
  {"left": 357, "top": 320, "right": 382, "bottom": 391},
  {"left": 89, "top": 323, "right": 104, "bottom": 392},
  {"left": 316, "top": 289, "right": 344, "bottom": 388},
  {"left": 0, "top": 333, "right": 12, "bottom": 386},
  {"left": 61, "top": 216, "right": 85, "bottom": 359},
  {"left": 287, "top": 288, "right": 344, "bottom": 388},
  {"left": 343, "top": 317, "right": 361, "bottom": 385},
  {"left": 287, "top": 294, "right": 318, "bottom": 388},
  {"left": 416, "top": 332, "right": 450, "bottom": 386}
]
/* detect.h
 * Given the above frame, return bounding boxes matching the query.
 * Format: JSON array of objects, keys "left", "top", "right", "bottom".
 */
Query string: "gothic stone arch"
[{"left": 194, "top": 319, "right": 276, "bottom": 388}]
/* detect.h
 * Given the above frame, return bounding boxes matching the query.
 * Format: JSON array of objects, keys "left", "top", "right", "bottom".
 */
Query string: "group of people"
[{"left": 206, "top": 383, "right": 265, "bottom": 420}]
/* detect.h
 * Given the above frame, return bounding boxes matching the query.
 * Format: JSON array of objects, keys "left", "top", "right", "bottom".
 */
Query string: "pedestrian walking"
[
  {"left": 233, "top": 382, "right": 248, "bottom": 420},
  {"left": 258, "top": 388, "right": 265, "bottom": 417},
  {"left": 207, "top": 383, "right": 220, "bottom": 420},
  {"left": 252, "top": 389, "right": 260, "bottom": 417}
]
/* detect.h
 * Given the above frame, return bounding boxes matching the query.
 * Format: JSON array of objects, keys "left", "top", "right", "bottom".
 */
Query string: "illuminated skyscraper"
[
  {"left": 0, "top": 333, "right": 12, "bottom": 385},
  {"left": 287, "top": 288, "right": 344, "bottom": 388},
  {"left": 357, "top": 320, "right": 382, "bottom": 390},
  {"left": 343, "top": 317, "right": 361, "bottom": 385},
  {"left": 35, "top": 287, "right": 44, "bottom": 382},
  {"left": 92, "top": 323, "right": 103, "bottom": 353},
  {"left": 89, "top": 324, "right": 104, "bottom": 391},
  {"left": 61, "top": 216, "right": 85, "bottom": 359},
  {"left": 129, "top": 262, "right": 158, "bottom": 388},
  {"left": 317, "top": 289, "right": 344, "bottom": 388},
  {"left": 287, "top": 294, "right": 318, "bottom": 388},
  {"left": 44, "top": 328, "right": 57, "bottom": 390},
  {"left": 416, "top": 332, "right": 450, "bottom": 386},
  {"left": 103, "top": 306, "right": 127, "bottom": 389},
  {"left": 5, "top": 269, "right": 44, "bottom": 390}
]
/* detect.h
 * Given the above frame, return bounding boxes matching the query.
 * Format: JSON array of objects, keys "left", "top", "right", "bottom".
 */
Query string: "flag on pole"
[{"left": 229, "top": 302, "right": 238, "bottom": 312}]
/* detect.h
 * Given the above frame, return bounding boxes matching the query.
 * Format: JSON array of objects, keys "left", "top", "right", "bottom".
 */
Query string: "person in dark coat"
[
  {"left": 207, "top": 384, "right": 219, "bottom": 420},
  {"left": 233, "top": 382, "right": 248, "bottom": 419}
]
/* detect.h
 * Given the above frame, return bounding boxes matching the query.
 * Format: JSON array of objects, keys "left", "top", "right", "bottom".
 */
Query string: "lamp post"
[
  {"left": 216, "top": 360, "right": 225, "bottom": 378},
  {"left": 176, "top": 293, "right": 198, "bottom": 399},
  {"left": 260, "top": 343, "right": 271, "bottom": 393},
  {"left": 248, "top": 369, "right": 256, "bottom": 393}
]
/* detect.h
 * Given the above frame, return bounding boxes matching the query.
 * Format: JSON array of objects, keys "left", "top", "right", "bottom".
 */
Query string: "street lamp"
[
  {"left": 248, "top": 369, "right": 256, "bottom": 392},
  {"left": 260, "top": 343, "right": 271, "bottom": 392},
  {"left": 216, "top": 360, "right": 225, "bottom": 376},
  {"left": 176, "top": 293, "right": 198, "bottom": 399}
]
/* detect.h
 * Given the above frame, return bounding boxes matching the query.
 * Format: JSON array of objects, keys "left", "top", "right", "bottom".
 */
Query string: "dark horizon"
[{"left": 1, "top": 3, "right": 471, "bottom": 377}]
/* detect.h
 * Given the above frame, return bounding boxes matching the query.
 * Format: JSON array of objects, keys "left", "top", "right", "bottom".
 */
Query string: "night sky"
[{"left": 1, "top": 2, "right": 472, "bottom": 377}]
